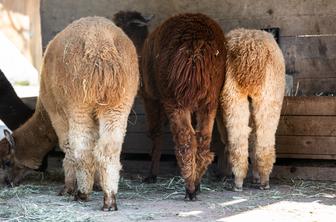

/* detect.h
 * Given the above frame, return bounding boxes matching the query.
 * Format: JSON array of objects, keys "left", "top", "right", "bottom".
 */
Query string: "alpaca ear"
[
  {"left": 143, "top": 14, "right": 154, "bottom": 22},
  {"left": 130, "top": 14, "right": 154, "bottom": 27},
  {"left": 129, "top": 19, "right": 149, "bottom": 27},
  {"left": 3, "top": 129, "right": 15, "bottom": 153}
]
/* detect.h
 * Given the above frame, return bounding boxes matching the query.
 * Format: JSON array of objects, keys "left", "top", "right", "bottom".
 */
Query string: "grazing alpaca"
[
  {"left": 0, "top": 101, "right": 57, "bottom": 185},
  {"left": 141, "top": 13, "right": 226, "bottom": 200},
  {"left": 1, "top": 16, "right": 139, "bottom": 211},
  {"left": 0, "top": 69, "right": 54, "bottom": 179},
  {"left": 217, "top": 28, "right": 285, "bottom": 191}
]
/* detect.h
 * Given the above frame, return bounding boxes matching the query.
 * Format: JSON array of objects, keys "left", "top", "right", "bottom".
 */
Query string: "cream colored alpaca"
[
  {"left": 218, "top": 28, "right": 285, "bottom": 191},
  {"left": 40, "top": 17, "right": 139, "bottom": 210}
]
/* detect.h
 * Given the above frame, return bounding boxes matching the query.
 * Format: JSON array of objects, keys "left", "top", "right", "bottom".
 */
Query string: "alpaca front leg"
[
  {"left": 58, "top": 155, "right": 76, "bottom": 195},
  {"left": 47, "top": 112, "right": 76, "bottom": 196},
  {"left": 95, "top": 112, "right": 128, "bottom": 211},
  {"left": 215, "top": 111, "right": 232, "bottom": 178},
  {"left": 142, "top": 96, "right": 164, "bottom": 183},
  {"left": 59, "top": 141, "right": 76, "bottom": 196}
]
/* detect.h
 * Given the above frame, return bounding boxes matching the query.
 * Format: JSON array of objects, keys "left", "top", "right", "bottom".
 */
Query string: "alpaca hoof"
[
  {"left": 102, "top": 193, "right": 118, "bottom": 211},
  {"left": 143, "top": 175, "right": 157, "bottom": 183},
  {"left": 184, "top": 188, "right": 198, "bottom": 201},
  {"left": 233, "top": 185, "right": 243, "bottom": 192},
  {"left": 74, "top": 191, "right": 89, "bottom": 201},
  {"left": 259, "top": 183, "right": 270, "bottom": 190},
  {"left": 4, "top": 176, "right": 14, "bottom": 188},
  {"left": 102, "top": 204, "right": 118, "bottom": 212},
  {"left": 58, "top": 186, "right": 74, "bottom": 196},
  {"left": 252, "top": 178, "right": 260, "bottom": 185},
  {"left": 93, "top": 183, "right": 102, "bottom": 192}
]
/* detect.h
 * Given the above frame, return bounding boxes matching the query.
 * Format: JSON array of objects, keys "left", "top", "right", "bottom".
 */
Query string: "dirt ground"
[{"left": 0, "top": 172, "right": 335, "bottom": 222}]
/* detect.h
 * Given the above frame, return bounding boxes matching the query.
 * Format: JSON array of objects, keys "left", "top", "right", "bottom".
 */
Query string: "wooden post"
[{"left": 27, "top": 0, "right": 42, "bottom": 73}]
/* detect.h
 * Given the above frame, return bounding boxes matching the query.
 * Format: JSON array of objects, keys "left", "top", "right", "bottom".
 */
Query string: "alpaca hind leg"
[
  {"left": 251, "top": 97, "right": 282, "bottom": 190},
  {"left": 94, "top": 109, "right": 129, "bottom": 211},
  {"left": 223, "top": 95, "right": 250, "bottom": 191},
  {"left": 143, "top": 96, "right": 164, "bottom": 183},
  {"left": 48, "top": 112, "right": 76, "bottom": 196},
  {"left": 194, "top": 107, "right": 217, "bottom": 190},
  {"left": 68, "top": 108, "right": 97, "bottom": 201},
  {"left": 166, "top": 107, "right": 197, "bottom": 200}
]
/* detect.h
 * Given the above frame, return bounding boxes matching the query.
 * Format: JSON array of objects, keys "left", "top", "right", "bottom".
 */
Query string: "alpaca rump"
[
  {"left": 166, "top": 40, "right": 219, "bottom": 108},
  {"left": 141, "top": 13, "right": 226, "bottom": 199},
  {"left": 144, "top": 14, "right": 225, "bottom": 109},
  {"left": 217, "top": 28, "right": 285, "bottom": 191},
  {"left": 35, "top": 17, "right": 138, "bottom": 211}
]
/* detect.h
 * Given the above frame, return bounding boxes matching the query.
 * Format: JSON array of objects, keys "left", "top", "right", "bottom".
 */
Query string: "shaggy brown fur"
[
  {"left": 0, "top": 100, "right": 57, "bottom": 185},
  {"left": 217, "top": 28, "right": 285, "bottom": 191},
  {"left": 141, "top": 13, "right": 226, "bottom": 199},
  {"left": 34, "top": 17, "right": 138, "bottom": 210}
]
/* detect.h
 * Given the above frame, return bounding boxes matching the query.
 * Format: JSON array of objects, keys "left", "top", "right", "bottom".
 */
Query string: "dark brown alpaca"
[
  {"left": 0, "top": 69, "right": 34, "bottom": 130},
  {"left": 141, "top": 13, "right": 226, "bottom": 200},
  {"left": 113, "top": 11, "right": 152, "bottom": 55}
]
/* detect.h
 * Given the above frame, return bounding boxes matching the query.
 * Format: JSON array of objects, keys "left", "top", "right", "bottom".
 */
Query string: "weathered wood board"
[
  {"left": 276, "top": 136, "right": 336, "bottom": 159},
  {"left": 277, "top": 116, "right": 336, "bottom": 136},
  {"left": 22, "top": 96, "right": 336, "bottom": 160},
  {"left": 281, "top": 96, "right": 336, "bottom": 115},
  {"left": 271, "top": 165, "right": 336, "bottom": 181},
  {"left": 34, "top": 94, "right": 336, "bottom": 180}
]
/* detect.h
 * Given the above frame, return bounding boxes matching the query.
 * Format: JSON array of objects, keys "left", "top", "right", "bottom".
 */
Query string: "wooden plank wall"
[
  {"left": 124, "top": 97, "right": 336, "bottom": 160},
  {"left": 41, "top": 0, "right": 336, "bottom": 95},
  {"left": 38, "top": 0, "right": 336, "bottom": 159},
  {"left": 277, "top": 97, "right": 336, "bottom": 159},
  {"left": 124, "top": 97, "right": 223, "bottom": 156}
]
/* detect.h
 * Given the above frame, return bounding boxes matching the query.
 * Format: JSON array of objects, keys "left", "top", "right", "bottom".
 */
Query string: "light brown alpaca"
[
  {"left": 39, "top": 17, "right": 139, "bottom": 210},
  {"left": 217, "top": 28, "right": 285, "bottom": 191}
]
